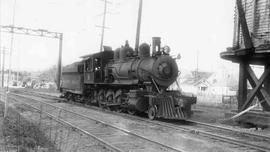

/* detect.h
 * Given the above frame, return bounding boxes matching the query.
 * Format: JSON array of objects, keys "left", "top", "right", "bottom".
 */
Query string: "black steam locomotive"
[{"left": 60, "top": 37, "right": 196, "bottom": 120}]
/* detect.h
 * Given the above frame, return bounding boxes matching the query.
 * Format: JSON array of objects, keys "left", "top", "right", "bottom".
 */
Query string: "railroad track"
[
  {"left": 7, "top": 91, "right": 183, "bottom": 152},
  {"left": 10, "top": 90, "right": 270, "bottom": 152},
  {"left": 186, "top": 119, "right": 270, "bottom": 141}
]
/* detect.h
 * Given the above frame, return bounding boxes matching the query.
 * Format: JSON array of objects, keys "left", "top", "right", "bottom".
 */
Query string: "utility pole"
[
  {"left": 57, "top": 33, "right": 63, "bottom": 90},
  {"left": 7, "top": 32, "right": 14, "bottom": 92},
  {"left": 7, "top": 0, "right": 17, "bottom": 92},
  {"left": 0, "top": 25, "right": 63, "bottom": 90},
  {"left": 0, "top": 48, "right": 1, "bottom": 86},
  {"left": 0, "top": 48, "right": 1, "bottom": 87},
  {"left": 100, "top": 0, "right": 108, "bottom": 52},
  {"left": 135, "top": 0, "right": 143, "bottom": 54},
  {"left": 1, "top": 47, "right": 6, "bottom": 88},
  {"left": 196, "top": 50, "right": 199, "bottom": 81},
  {"left": 16, "top": 63, "right": 19, "bottom": 84},
  {"left": 1, "top": 47, "right": 7, "bottom": 118},
  {"left": 0, "top": 0, "right": 2, "bottom": 88}
]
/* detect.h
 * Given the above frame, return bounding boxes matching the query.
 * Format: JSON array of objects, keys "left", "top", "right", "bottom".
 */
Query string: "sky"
[{"left": 0, "top": 0, "right": 236, "bottom": 72}]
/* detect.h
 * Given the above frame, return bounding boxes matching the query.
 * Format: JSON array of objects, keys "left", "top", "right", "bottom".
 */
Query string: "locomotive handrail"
[
  {"left": 109, "top": 56, "right": 138, "bottom": 63},
  {"left": 109, "top": 66, "right": 129, "bottom": 79},
  {"left": 150, "top": 77, "right": 161, "bottom": 94},
  {"left": 138, "top": 67, "right": 168, "bottom": 81}
]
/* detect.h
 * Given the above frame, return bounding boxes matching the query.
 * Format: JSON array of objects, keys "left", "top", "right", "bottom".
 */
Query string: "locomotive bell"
[{"left": 114, "top": 48, "right": 121, "bottom": 60}]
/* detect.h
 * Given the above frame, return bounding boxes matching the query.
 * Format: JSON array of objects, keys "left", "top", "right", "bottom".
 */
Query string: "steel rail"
[
  {"left": 186, "top": 120, "right": 270, "bottom": 141},
  {"left": 111, "top": 109, "right": 270, "bottom": 152},
  {"left": 6, "top": 96, "right": 124, "bottom": 152},
  {"left": 26, "top": 90, "right": 270, "bottom": 141},
  {"left": 12, "top": 90, "right": 270, "bottom": 151},
  {"left": 9, "top": 92, "right": 183, "bottom": 152},
  {"left": 103, "top": 109, "right": 270, "bottom": 152}
]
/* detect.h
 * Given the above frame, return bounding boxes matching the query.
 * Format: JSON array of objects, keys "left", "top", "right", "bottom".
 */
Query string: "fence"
[{"left": 0, "top": 91, "right": 114, "bottom": 152}]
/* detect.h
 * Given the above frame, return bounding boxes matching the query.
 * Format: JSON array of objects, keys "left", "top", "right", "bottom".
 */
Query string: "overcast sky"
[{"left": 0, "top": 0, "right": 236, "bottom": 72}]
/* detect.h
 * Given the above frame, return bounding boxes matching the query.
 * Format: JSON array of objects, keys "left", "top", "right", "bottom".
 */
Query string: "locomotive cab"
[{"left": 81, "top": 48, "right": 114, "bottom": 84}]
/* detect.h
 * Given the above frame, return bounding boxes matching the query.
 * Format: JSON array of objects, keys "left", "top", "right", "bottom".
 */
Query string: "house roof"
[{"left": 181, "top": 71, "right": 213, "bottom": 86}]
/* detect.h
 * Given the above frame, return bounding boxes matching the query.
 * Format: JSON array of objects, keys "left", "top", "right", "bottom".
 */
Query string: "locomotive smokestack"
[
  {"left": 152, "top": 37, "right": 161, "bottom": 55},
  {"left": 135, "top": 0, "right": 143, "bottom": 55}
]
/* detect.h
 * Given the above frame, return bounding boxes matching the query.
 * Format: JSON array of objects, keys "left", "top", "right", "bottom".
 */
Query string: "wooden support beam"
[
  {"left": 246, "top": 65, "right": 270, "bottom": 111},
  {"left": 236, "top": 0, "right": 254, "bottom": 49},
  {"left": 263, "top": 65, "right": 270, "bottom": 111},
  {"left": 241, "top": 66, "right": 270, "bottom": 111},
  {"left": 238, "top": 63, "right": 247, "bottom": 111}
]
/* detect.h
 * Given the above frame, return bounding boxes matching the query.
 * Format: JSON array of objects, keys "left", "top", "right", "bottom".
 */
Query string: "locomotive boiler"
[
  {"left": 106, "top": 37, "right": 178, "bottom": 88},
  {"left": 61, "top": 37, "right": 196, "bottom": 120}
]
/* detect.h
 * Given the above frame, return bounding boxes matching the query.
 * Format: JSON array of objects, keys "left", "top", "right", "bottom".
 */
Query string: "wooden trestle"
[
  {"left": 238, "top": 61, "right": 270, "bottom": 111},
  {"left": 221, "top": 0, "right": 270, "bottom": 112}
]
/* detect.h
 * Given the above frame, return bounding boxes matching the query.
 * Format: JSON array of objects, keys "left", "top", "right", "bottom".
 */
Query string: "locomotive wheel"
[
  {"left": 114, "top": 106, "right": 123, "bottom": 113},
  {"left": 148, "top": 105, "right": 157, "bottom": 120},
  {"left": 127, "top": 110, "right": 136, "bottom": 115},
  {"left": 114, "top": 89, "right": 124, "bottom": 112},
  {"left": 115, "top": 89, "right": 122, "bottom": 104},
  {"left": 105, "top": 90, "right": 114, "bottom": 110},
  {"left": 105, "top": 106, "right": 112, "bottom": 110},
  {"left": 114, "top": 97, "right": 123, "bottom": 112},
  {"left": 106, "top": 90, "right": 114, "bottom": 103},
  {"left": 67, "top": 93, "right": 73, "bottom": 102},
  {"left": 75, "top": 94, "right": 82, "bottom": 103},
  {"left": 98, "top": 90, "right": 105, "bottom": 108}
]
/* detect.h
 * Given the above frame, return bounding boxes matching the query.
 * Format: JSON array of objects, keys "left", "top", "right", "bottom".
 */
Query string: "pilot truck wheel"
[{"left": 148, "top": 105, "right": 157, "bottom": 120}]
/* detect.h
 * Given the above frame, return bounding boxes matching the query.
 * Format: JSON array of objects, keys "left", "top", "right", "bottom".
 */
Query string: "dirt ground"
[
  {"left": 0, "top": 102, "right": 59, "bottom": 152},
  {"left": 2, "top": 91, "right": 120, "bottom": 152},
  {"left": 0, "top": 104, "right": 7, "bottom": 151},
  {"left": 191, "top": 103, "right": 235, "bottom": 123},
  {"left": 191, "top": 103, "right": 270, "bottom": 136}
]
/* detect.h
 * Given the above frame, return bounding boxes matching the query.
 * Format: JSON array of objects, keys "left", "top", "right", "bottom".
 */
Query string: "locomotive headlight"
[{"left": 163, "top": 45, "right": 171, "bottom": 54}]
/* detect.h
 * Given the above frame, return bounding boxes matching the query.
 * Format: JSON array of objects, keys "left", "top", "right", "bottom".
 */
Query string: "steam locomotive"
[{"left": 60, "top": 37, "right": 196, "bottom": 120}]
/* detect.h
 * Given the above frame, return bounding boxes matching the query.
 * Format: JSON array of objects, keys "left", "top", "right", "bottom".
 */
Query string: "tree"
[{"left": 38, "top": 65, "right": 57, "bottom": 84}]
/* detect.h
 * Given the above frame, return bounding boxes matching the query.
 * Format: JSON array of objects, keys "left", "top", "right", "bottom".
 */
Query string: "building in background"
[{"left": 171, "top": 68, "right": 238, "bottom": 105}]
